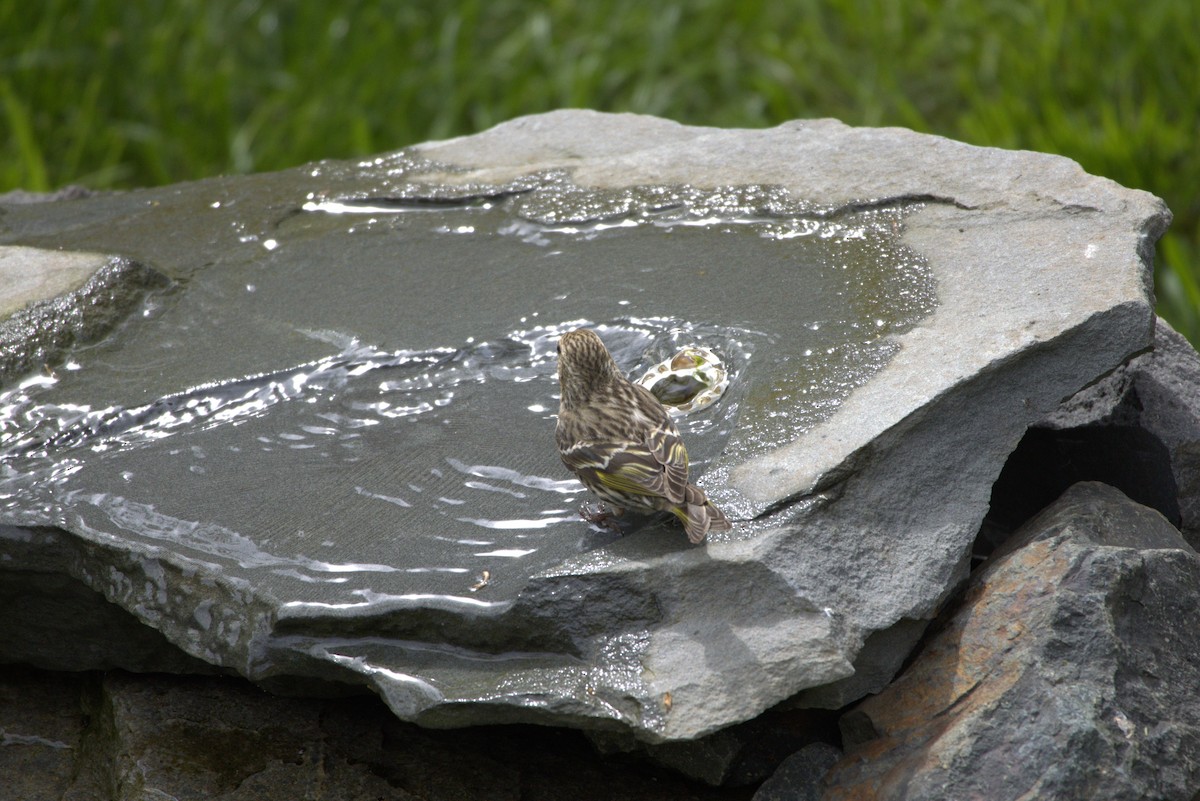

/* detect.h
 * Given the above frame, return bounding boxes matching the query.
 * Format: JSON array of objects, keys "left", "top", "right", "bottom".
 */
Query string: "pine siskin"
[{"left": 555, "top": 328, "right": 732, "bottom": 543}]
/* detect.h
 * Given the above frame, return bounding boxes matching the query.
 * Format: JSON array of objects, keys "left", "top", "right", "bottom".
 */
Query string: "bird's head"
[{"left": 556, "top": 328, "right": 621, "bottom": 408}]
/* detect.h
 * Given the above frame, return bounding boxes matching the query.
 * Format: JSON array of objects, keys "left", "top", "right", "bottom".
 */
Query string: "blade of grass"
[{"left": 0, "top": 77, "right": 48, "bottom": 190}]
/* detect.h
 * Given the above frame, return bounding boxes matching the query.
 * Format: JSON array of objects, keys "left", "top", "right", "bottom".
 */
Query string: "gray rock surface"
[
  {"left": 0, "top": 246, "right": 169, "bottom": 386},
  {"left": 824, "top": 482, "right": 1200, "bottom": 801},
  {"left": 753, "top": 743, "right": 842, "bottom": 801},
  {"left": 0, "top": 111, "right": 1169, "bottom": 740},
  {"left": 0, "top": 668, "right": 102, "bottom": 801},
  {"left": 0, "top": 665, "right": 740, "bottom": 801}
]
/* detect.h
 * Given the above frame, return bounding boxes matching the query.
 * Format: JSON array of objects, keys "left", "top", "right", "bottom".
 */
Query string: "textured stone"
[
  {"left": 418, "top": 111, "right": 1169, "bottom": 728},
  {"left": 824, "top": 482, "right": 1200, "bottom": 801},
  {"left": 0, "top": 525, "right": 222, "bottom": 674},
  {"left": 0, "top": 111, "right": 1168, "bottom": 740},
  {"left": 0, "top": 668, "right": 103, "bottom": 801},
  {"left": 753, "top": 743, "right": 842, "bottom": 801},
  {"left": 0, "top": 665, "right": 742, "bottom": 801},
  {"left": 0, "top": 245, "right": 170, "bottom": 386}
]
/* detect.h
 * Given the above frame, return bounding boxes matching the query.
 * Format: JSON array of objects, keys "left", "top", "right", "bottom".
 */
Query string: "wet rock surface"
[
  {"left": 1, "top": 117, "right": 947, "bottom": 741},
  {"left": 0, "top": 107, "right": 1178, "bottom": 779},
  {"left": 824, "top": 482, "right": 1200, "bottom": 801},
  {"left": 0, "top": 246, "right": 170, "bottom": 387}
]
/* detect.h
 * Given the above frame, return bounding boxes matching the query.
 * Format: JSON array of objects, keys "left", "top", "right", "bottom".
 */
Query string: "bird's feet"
[{"left": 578, "top": 501, "right": 624, "bottom": 530}]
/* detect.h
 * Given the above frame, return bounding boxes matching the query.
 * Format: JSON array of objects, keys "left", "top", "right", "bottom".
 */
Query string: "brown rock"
[{"left": 823, "top": 483, "right": 1200, "bottom": 801}]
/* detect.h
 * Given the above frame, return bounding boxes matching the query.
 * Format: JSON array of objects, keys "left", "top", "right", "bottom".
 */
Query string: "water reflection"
[
  {"left": 0, "top": 174, "right": 934, "bottom": 606},
  {"left": 0, "top": 314, "right": 752, "bottom": 601}
]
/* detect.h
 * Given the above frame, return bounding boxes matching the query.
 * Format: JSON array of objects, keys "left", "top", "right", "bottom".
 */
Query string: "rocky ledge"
[{"left": 2, "top": 111, "right": 1197, "bottom": 799}]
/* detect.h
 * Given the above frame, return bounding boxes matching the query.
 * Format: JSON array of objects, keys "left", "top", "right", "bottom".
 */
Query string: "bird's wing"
[
  {"left": 561, "top": 438, "right": 678, "bottom": 502},
  {"left": 630, "top": 382, "right": 690, "bottom": 503},
  {"left": 643, "top": 421, "right": 689, "bottom": 504},
  {"left": 561, "top": 422, "right": 690, "bottom": 505}
]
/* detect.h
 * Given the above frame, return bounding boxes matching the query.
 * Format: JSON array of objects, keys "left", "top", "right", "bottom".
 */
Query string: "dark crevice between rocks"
[
  {"left": 975, "top": 420, "right": 1180, "bottom": 565},
  {"left": 73, "top": 670, "right": 119, "bottom": 798},
  {"left": 883, "top": 410, "right": 1187, "bottom": 744},
  {"left": 0, "top": 550, "right": 227, "bottom": 676},
  {"left": 593, "top": 705, "right": 844, "bottom": 789}
]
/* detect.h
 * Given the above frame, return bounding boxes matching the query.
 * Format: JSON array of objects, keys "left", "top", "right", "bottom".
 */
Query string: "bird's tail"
[{"left": 675, "top": 484, "right": 732, "bottom": 544}]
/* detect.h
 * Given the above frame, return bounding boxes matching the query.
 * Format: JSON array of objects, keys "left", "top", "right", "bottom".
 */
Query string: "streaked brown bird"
[{"left": 554, "top": 328, "right": 732, "bottom": 543}]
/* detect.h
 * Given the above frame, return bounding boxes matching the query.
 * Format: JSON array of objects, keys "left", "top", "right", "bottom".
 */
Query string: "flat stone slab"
[
  {"left": 0, "top": 111, "right": 1168, "bottom": 740},
  {"left": 0, "top": 245, "right": 169, "bottom": 386}
]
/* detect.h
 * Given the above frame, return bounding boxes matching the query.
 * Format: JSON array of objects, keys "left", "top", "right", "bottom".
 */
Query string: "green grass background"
[{"left": 3, "top": 0, "right": 1198, "bottom": 341}]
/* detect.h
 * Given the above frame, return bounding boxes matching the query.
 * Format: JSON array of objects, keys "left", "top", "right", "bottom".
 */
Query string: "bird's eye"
[{"left": 556, "top": 342, "right": 561, "bottom": 354}]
